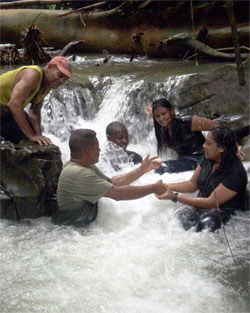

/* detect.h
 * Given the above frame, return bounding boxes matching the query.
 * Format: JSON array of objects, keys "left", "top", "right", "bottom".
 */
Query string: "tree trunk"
[
  {"left": 225, "top": 0, "right": 245, "bottom": 85},
  {"left": 0, "top": 6, "right": 249, "bottom": 58},
  {"left": 0, "top": 0, "right": 82, "bottom": 8}
]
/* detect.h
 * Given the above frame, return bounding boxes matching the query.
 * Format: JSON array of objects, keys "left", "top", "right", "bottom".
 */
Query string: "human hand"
[
  {"left": 144, "top": 105, "right": 153, "bottom": 118},
  {"left": 29, "top": 135, "right": 52, "bottom": 146},
  {"left": 140, "top": 154, "right": 162, "bottom": 173},
  {"left": 237, "top": 145, "right": 245, "bottom": 161},
  {"left": 155, "top": 184, "right": 174, "bottom": 200},
  {"left": 153, "top": 180, "right": 166, "bottom": 195}
]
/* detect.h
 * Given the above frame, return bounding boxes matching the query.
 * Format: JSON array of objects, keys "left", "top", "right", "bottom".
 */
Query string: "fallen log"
[
  {"left": 161, "top": 32, "right": 249, "bottom": 61},
  {"left": 59, "top": 40, "right": 84, "bottom": 56},
  {"left": 0, "top": 0, "right": 83, "bottom": 9},
  {"left": 0, "top": 7, "right": 249, "bottom": 59},
  {"left": 0, "top": 27, "right": 83, "bottom": 65}
]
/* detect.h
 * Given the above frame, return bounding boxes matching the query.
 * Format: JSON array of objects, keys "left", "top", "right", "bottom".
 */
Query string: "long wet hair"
[
  {"left": 209, "top": 126, "right": 238, "bottom": 171},
  {"left": 201, "top": 126, "right": 238, "bottom": 195},
  {"left": 151, "top": 98, "right": 175, "bottom": 154}
]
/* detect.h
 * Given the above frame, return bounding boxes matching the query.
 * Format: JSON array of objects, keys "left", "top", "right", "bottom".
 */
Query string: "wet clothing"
[
  {"left": 0, "top": 66, "right": 50, "bottom": 144},
  {"left": 53, "top": 161, "right": 113, "bottom": 227},
  {"left": 156, "top": 155, "right": 203, "bottom": 174},
  {"left": 197, "top": 157, "right": 248, "bottom": 210},
  {"left": 0, "top": 108, "right": 33, "bottom": 144},
  {"left": 156, "top": 116, "right": 204, "bottom": 174},
  {"left": 177, "top": 156, "right": 248, "bottom": 232},
  {"left": 161, "top": 116, "right": 205, "bottom": 157},
  {"left": 100, "top": 141, "right": 142, "bottom": 171},
  {"left": 126, "top": 150, "right": 142, "bottom": 165},
  {"left": 177, "top": 206, "right": 235, "bottom": 232}
]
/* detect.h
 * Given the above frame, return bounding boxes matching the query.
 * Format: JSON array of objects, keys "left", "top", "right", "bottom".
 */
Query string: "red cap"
[{"left": 48, "top": 56, "right": 72, "bottom": 78}]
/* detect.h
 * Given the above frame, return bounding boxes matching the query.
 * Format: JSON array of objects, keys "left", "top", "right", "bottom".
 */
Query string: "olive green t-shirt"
[{"left": 53, "top": 161, "right": 112, "bottom": 226}]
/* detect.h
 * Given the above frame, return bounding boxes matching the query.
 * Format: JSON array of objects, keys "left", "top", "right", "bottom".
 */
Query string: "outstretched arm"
[
  {"left": 191, "top": 116, "right": 220, "bottom": 132},
  {"left": 192, "top": 116, "right": 245, "bottom": 160},
  {"left": 105, "top": 180, "right": 166, "bottom": 201},
  {"left": 111, "top": 154, "right": 161, "bottom": 186},
  {"left": 166, "top": 165, "right": 201, "bottom": 193},
  {"left": 156, "top": 181, "right": 237, "bottom": 210}
]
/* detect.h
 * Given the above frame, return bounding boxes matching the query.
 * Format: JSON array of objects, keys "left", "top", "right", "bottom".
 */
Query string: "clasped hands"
[
  {"left": 139, "top": 155, "right": 175, "bottom": 200},
  {"left": 154, "top": 182, "right": 174, "bottom": 200}
]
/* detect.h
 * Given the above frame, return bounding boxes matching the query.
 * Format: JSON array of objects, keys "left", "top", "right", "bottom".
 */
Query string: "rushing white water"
[{"left": 0, "top": 56, "right": 249, "bottom": 313}]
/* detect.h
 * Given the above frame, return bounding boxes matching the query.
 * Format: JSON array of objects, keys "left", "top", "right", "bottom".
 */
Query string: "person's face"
[
  {"left": 154, "top": 107, "right": 174, "bottom": 128},
  {"left": 108, "top": 127, "right": 129, "bottom": 150},
  {"left": 46, "top": 65, "right": 69, "bottom": 89},
  {"left": 203, "top": 132, "right": 224, "bottom": 161},
  {"left": 87, "top": 137, "right": 100, "bottom": 164}
]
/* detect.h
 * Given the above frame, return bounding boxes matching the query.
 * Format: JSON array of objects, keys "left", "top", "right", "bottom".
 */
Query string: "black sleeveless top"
[
  {"left": 197, "top": 157, "right": 248, "bottom": 210},
  {"left": 162, "top": 116, "right": 205, "bottom": 157}
]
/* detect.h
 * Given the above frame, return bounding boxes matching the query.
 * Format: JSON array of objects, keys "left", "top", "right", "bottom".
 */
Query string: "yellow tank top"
[{"left": 0, "top": 65, "right": 50, "bottom": 110}]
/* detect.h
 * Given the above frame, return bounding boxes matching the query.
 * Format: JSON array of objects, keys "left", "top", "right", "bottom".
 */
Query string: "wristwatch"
[{"left": 172, "top": 192, "right": 179, "bottom": 203}]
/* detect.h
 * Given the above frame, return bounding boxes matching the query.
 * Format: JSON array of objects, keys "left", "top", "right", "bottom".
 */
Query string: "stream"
[{"left": 0, "top": 55, "right": 249, "bottom": 313}]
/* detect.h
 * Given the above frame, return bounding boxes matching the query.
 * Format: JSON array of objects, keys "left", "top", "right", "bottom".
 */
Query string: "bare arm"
[
  {"left": 156, "top": 181, "right": 237, "bottom": 210},
  {"left": 111, "top": 155, "right": 161, "bottom": 186},
  {"left": 29, "top": 100, "right": 43, "bottom": 135},
  {"left": 174, "top": 183, "right": 237, "bottom": 209},
  {"left": 192, "top": 116, "right": 244, "bottom": 160},
  {"left": 167, "top": 165, "right": 201, "bottom": 193},
  {"left": 7, "top": 69, "right": 51, "bottom": 145},
  {"left": 7, "top": 70, "right": 39, "bottom": 139},
  {"left": 235, "top": 142, "right": 245, "bottom": 161},
  {"left": 191, "top": 116, "right": 220, "bottom": 132},
  {"left": 104, "top": 180, "right": 166, "bottom": 201}
]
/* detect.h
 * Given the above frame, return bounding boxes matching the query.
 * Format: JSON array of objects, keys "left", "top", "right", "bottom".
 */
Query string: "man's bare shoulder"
[
  {"left": 15, "top": 66, "right": 41, "bottom": 87},
  {"left": 19, "top": 67, "right": 41, "bottom": 80}
]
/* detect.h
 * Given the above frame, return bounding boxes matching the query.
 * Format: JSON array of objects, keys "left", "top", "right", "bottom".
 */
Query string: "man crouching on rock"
[
  {"left": 53, "top": 129, "right": 165, "bottom": 227},
  {"left": 0, "top": 56, "right": 71, "bottom": 145}
]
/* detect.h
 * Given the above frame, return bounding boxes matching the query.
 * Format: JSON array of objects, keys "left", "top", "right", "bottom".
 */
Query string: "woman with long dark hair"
[
  {"left": 156, "top": 126, "right": 248, "bottom": 232},
  {"left": 151, "top": 98, "right": 220, "bottom": 174}
]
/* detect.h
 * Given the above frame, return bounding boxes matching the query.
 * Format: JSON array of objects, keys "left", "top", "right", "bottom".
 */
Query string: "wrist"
[
  {"left": 172, "top": 192, "right": 179, "bottom": 203},
  {"left": 139, "top": 164, "right": 146, "bottom": 175}
]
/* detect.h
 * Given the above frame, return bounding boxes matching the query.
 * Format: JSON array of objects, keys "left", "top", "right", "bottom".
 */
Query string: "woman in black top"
[
  {"left": 156, "top": 126, "right": 248, "bottom": 232},
  {"left": 151, "top": 98, "right": 220, "bottom": 174}
]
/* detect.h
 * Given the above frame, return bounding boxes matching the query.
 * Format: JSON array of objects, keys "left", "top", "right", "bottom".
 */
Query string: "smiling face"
[
  {"left": 203, "top": 132, "right": 224, "bottom": 162},
  {"left": 46, "top": 64, "right": 69, "bottom": 89},
  {"left": 108, "top": 126, "right": 129, "bottom": 150},
  {"left": 154, "top": 107, "right": 174, "bottom": 128}
]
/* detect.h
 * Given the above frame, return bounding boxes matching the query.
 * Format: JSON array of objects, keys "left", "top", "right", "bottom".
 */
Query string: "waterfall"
[{"left": 41, "top": 72, "right": 193, "bottom": 151}]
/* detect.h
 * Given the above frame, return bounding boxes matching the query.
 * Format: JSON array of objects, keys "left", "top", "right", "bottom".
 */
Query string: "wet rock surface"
[{"left": 0, "top": 139, "right": 62, "bottom": 221}]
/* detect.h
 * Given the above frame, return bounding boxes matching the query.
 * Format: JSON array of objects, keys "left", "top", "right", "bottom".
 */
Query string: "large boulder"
[
  {"left": 171, "top": 64, "right": 249, "bottom": 132},
  {"left": 0, "top": 139, "right": 63, "bottom": 221}
]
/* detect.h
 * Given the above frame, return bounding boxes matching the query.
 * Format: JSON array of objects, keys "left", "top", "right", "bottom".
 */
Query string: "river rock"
[
  {"left": 171, "top": 64, "right": 249, "bottom": 132},
  {"left": 0, "top": 139, "right": 63, "bottom": 221}
]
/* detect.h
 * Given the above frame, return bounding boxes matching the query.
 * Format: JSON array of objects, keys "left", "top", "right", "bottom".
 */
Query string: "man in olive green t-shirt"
[{"left": 53, "top": 129, "right": 166, "bottom": 227}]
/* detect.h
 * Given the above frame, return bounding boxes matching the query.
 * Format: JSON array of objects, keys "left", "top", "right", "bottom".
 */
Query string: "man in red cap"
[{"left": 0, "top": 56, "right": 72, "bottom": 145}]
